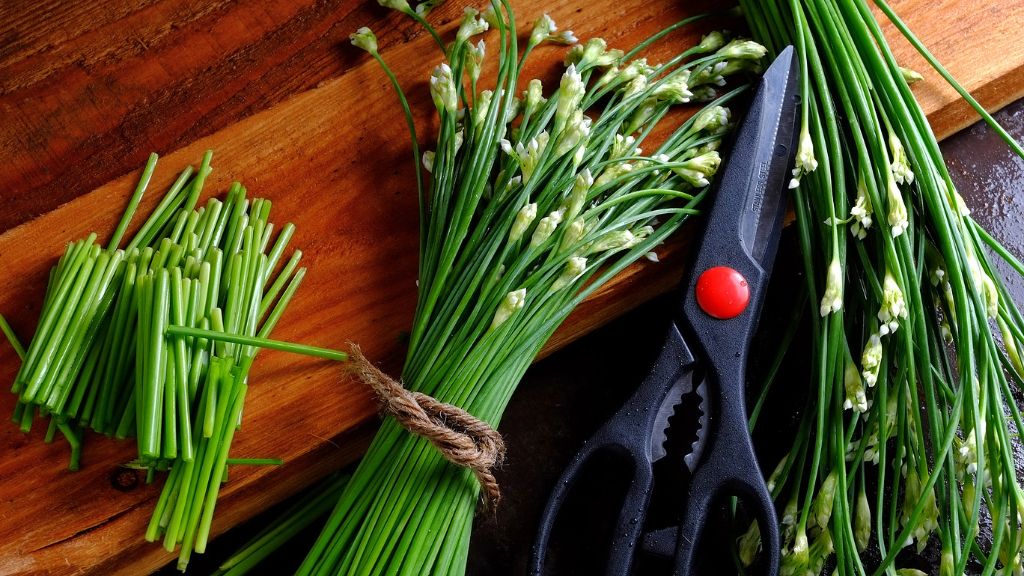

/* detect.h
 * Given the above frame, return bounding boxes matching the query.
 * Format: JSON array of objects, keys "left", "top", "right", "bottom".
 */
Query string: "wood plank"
[{"left": 0, "top": 0, "right": 1021, "bottom": 573}]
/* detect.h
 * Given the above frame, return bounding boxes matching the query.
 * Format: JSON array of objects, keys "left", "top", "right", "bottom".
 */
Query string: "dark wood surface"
[{"left": 1, "top": 0, "right": 1022, "bottom": 574}]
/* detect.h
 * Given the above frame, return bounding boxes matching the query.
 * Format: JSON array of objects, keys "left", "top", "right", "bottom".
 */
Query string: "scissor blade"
[{"left": 717, "top": 46, "right": 800, "bottom": 270}]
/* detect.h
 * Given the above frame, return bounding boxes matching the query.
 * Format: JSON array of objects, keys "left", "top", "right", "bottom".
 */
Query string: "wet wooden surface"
[{"left": 0, "top": 0, "right": 1022, "bottom": 573}]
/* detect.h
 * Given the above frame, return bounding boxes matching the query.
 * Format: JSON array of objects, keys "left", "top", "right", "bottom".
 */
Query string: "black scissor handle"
[
  {"left": 668, "top": 406, "right": 780, "bottom": 576},
  {"left": 530, "top": 324, "right": 695, "bottom": 576}
]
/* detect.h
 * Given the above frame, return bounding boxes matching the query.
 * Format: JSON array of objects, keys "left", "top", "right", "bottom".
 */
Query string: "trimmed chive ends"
[{"left": 3, "top": 151, "right": 306, "bottom": 571}]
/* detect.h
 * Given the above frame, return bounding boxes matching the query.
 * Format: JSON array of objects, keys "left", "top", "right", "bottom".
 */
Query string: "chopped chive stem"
[
  {"left": 0, "top": 313, "right": 26, "bottom": 361},
  {"left": 259, "top": 250, "right": 302, "bottom": 318},
  {"left": 127, "top": 166, "right": 194, "bottom": 252},
  {"left": 56, "top": 422, "right": 82, "bottom": 471},
  {"left": 109, "top": 152, "right": 159, "bottom": 250},
  {"left": 166, "top": 325, "right": 347, "bottom": 362}
]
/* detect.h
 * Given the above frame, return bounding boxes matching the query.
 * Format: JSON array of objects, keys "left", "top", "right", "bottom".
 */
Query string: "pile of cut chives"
[{"left": 4, "top": 151, "right": 308, "bottom": 570}]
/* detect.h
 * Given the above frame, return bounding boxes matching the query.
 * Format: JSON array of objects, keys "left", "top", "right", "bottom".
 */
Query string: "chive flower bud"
[
  {"left": 861, "top": 333, "right": 883, "bottom": 387},
  {"left": 850, "top": 177, "right": 873, "bottom": 239},
  {"left": 562, "top": 169, "right": 593, "bottom": 224},
  {"left": 966, "top": 253, "right": 1000, "bottom": 318},
  {"left": 885, "top": 177, "right": 909, "bottom": 237},
  {"left": 378, "top": 0, "right": 413, "bottom": 15},
  {"left": 555, "top": 65, "right": 585, "bottom": 132},
  {"left": 430, "top": 63, "right": 458, "bottom": 114},
  {"left": 716, "top": 39, "right": 768, "bottom": 61},
  {"left": 697, "top": 31, "right": 728, "bottom": 53},
  {"left": 737, "top": 522, "right": 761, "bottom": 567},
  {"left": 888, "top": 133, "right": 915, "bottom": 185},
  {"left": 555, "top": 110, "right": 592, "bottom": 159},
  {"left": 473, "top": 90, "right": 493, "bottom": 130},
  {"left": 490, "top": 288, "right": 526, "bottom": 331},
  {"left": 844, "top": 355, "right": 867, "bottom": 412},
  {"left": 766, "top": 456, "right": 787, "bottom": 493},
  {"left": 528, "top": 14, "right": 574, "bottom": 48},
  {"left": 878, "top": 270, "right": 908, "bottom": 335},
  {"left": 456, "top": 7, "right": 489, "bottom": 43},
  {"left": 501, "top": 132, "right": 549, "bottom": 183},
  {"left": 588, "top": 229, "right": 638, "bottom": 254},
  {"left": 819, "top": 256, "right": 844, "bottom": 316},
  {"left": 523, "top": 79, "right": 546, "bottom": 118},
  {"left": 651, "top": 70, "right": 693, "bottom": 104},
  {"left": 509, "top": 203, "right": 538, "bottom": 243},
  {"left": 467, "top": 40, "right": 485, "bottom": 83},
  {"left": 900, "top": 66, "right": 925, "bottom": 84},
  {"left": 422, "top": 150, "right": 435, "bottom": 173},
  {"left": 690, "top": 86, "right": 717, "bottom": 102},
  {"left": 414, "top": 0, "right": 442, "bottom": 17},
  {"left": 855, "top": 486, "right": 871, "bottom": 551},
  {"left": 691, "top": 105, "right": 730, "bottom": 134},
  {"left": 530, "top": 209, "right": 565, "bottom": 247},
  {"left": 690, "top": 61, "right": 728, "bottom": 87},
  {"left": 812, "top": 471, "right": 838, "bottom": 530},
  {"left": 900, "top": 469, "right": 939, "bottom": 553},
  {"left": 559, "top": 218, "right": 586, "bottom": 253},
  {"left": 671, "top": 151, "right": 721, "bottom": 188},
  {"left": 551, "top": 256, "right": 587, "bottom": 292},
  {"left": 956, "top": 427, "right": 979, "bottom": 476},
  {"left": 350, "top": 27, "right": 379, "bottom": 54},
  {"left": 610, "top": 134, "right": 638, "bottom": 160},
  {"left": 789, "top": 125, "right": 818, "bottom": 189},
  {"left": 529, "top": 14, "right": 557, "bottom": 47},
  {"left": 595, "top": 162, "right": 634, "bottom": 187},
  {"left": 565, "top": 38, "right": 623, "bottom": 69},
  {"left": 607, "top": 58, "right": 653, "bottom": 90}
]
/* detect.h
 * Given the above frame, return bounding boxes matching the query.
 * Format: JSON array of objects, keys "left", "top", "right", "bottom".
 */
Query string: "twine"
[{"left": 348, "top": 345, "right": 506, "bottom": 507}]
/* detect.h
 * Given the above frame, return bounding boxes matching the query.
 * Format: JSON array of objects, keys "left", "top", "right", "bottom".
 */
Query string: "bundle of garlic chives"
[
  {"left": 296, "top": 2, "right": 766, "bottom": 574},
  {"left": 2, "top": 152, "right": 312, "bottom": 570},
  {"left": 734, "top": 1, "right": 1024, "bottom": 574}
]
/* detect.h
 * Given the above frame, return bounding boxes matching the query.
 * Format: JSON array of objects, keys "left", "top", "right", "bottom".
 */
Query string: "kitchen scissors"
[{"left": 530, "top": 46, "right": 800, "bottom": 576}]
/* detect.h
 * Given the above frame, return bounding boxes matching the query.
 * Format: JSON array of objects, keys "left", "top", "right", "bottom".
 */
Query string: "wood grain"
[{"left": 0, "top": 0, "right": 1021, "bottom": 573}]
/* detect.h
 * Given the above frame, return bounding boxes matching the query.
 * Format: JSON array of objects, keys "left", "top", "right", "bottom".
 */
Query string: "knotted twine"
[{"left": 348, "top": 345, "right": 506, "bottom": 507}]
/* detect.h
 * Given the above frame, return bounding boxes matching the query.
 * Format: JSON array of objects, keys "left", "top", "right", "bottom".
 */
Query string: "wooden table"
[{"left": 1, "top": 0, "right": 1022, "bottom": 573}]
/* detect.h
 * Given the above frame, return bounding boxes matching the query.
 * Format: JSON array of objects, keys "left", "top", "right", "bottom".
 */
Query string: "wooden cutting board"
[{"left": 0, "top": 0, "right": 1021, "bottom": 574}]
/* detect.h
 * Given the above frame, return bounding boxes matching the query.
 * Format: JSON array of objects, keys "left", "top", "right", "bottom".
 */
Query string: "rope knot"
[{"left": 348, "top": 345, "right": 506, "bottom": 507}]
